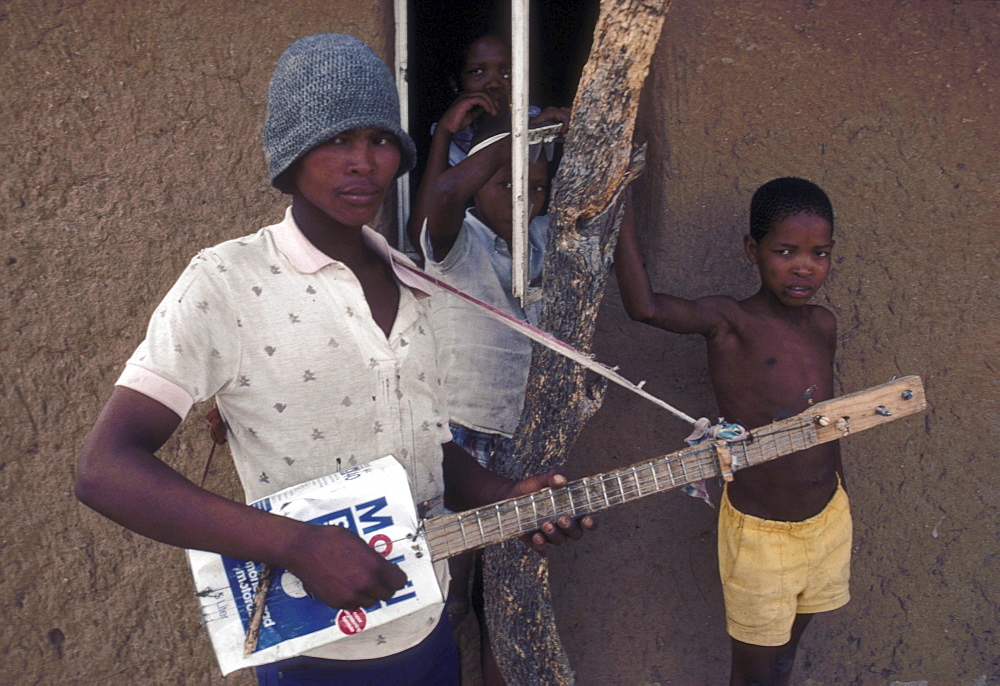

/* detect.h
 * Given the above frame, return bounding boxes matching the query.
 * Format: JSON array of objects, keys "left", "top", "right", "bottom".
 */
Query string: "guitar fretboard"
[{"left": 423, "top": 416, "right": 820, "bottom": 561}]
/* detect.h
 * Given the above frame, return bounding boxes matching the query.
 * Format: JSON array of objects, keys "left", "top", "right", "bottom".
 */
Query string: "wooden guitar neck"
[{"left": 423, "top": 376, "right": 926, "bottom": 561}]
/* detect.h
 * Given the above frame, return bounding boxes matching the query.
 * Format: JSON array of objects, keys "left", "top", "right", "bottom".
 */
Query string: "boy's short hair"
[
  {"left": 264, "top": 33, "right": 417, "bottom": 193},
  {"left": 749, "top": 177, "right": 834, "bottom": 241}
]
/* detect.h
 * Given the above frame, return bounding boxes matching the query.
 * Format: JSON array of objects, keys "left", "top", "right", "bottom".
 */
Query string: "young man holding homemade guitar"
[{"left": 74, "top": 33, "right": 593, "bottom": 685}]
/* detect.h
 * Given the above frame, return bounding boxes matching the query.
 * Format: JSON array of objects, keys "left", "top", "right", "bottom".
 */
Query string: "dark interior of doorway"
[{"left": 406, "top": 0, "right": 600, "bottom": 208}]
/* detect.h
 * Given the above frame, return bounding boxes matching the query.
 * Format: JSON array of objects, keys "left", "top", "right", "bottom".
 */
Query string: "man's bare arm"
[{"left": 75, "top": 386, "right": 407, "bottom": 610}]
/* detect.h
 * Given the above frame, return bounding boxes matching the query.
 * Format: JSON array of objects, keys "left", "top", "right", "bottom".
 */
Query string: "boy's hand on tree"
[
  {"left": 281, "top": 522, "right": 408, "bottom": 611},
  {"left": 507, "top": 470, "right": 598, "bottom": 556}
]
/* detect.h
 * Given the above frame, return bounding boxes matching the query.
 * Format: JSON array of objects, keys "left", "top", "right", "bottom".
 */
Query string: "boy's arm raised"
[
  {"left": 614, "top": 197, "right": 730, "bottom": 337},
  {"left": 75, "top": 387, "right": 407, "bottom": 611},
  {"left": 416, "top": 132, "right": 511, "bottom": 263},
  {"left": 406, "top": 92, "right": 498, "bottom": 252}
]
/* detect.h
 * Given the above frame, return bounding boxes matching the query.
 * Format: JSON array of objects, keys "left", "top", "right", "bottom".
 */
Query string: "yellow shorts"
[{"left": 718, "top": 481, "right": 852, "bottom": 646}]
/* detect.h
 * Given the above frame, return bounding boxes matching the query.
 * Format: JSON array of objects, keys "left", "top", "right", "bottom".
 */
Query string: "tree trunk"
[{"left": 484, "top": 1, "right": 670, "bottom": 683}]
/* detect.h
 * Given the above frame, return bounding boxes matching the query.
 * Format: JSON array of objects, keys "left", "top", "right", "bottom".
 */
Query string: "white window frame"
[
  {"left": 394, "top": 0, "right": 411, "bottom": 252},
  {"left": 394, "top": 2, "right": 536, "bottom": 306},
  {"left": 510, "top": 0, "right": 534, "bottom": 305}
]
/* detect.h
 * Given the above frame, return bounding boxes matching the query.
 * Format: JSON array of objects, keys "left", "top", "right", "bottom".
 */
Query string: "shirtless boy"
[{"left": 615, "top": 177, "right": 848, "bottom": 686}]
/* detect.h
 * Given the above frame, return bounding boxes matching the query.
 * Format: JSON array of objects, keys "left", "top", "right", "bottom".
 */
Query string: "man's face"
[{"left": 291, "top": 128, "right": 401, "bottom": 230}]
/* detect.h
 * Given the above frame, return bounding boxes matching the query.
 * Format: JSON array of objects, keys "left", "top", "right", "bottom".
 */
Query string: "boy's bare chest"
[
  {"left": 709, "top": 315, "right": 834, "bottom": 422},
  {"left": 716, "top": 310, "right": 830, "bottom": 360},
  {"left": 751, "top": 323, "right": 829, "bottom": 372}
]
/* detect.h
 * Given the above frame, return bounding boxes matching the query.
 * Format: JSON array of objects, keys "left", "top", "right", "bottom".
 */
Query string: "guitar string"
[
  {"left": 421, "top": 449, "right": 713, "bottom": 558},
  {"left": 447, "top": 424, "right": 813, "bottom": 554},
  {"left": 187, "top": 419, "right": 820, "bottom": 603},
  {"left": 422, "top": 419, "right": 816, "bottom": 557}
]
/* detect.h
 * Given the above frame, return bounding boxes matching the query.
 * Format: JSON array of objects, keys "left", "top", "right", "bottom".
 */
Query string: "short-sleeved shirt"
[
  {"left": 118, "top": 207, "right": 451, "bottom": 660},
  {"left": 420, "top": 209, "right": 547, "bottom": 437}
]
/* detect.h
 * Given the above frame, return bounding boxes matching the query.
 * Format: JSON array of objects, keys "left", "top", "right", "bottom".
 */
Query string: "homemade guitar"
[
  {"left": 189, "top": 375, "right": 925, "bottom": 674},
  {"left": 422, "top": 375, "right": 926, "bottom": 560}
]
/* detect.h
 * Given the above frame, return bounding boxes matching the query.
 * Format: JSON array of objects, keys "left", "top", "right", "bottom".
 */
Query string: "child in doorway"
[
  {"left": 420, "top": 115, "right": 552, "bottom": 467},
  {"left": 414, "top": 114, "right": 557, "bottom": 685},
  {"left": 407, "top": 33, "right": 569, "bottom": 249},
  {"left": 615, "top": 177, "right": 848, "bottom": 686},
  {"left": 74, "top": 33, "right": 592, "bottom": 686}
]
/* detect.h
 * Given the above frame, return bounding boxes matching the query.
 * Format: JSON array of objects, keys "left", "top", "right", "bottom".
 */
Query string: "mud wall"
[
  {"left": 0, "top": 1, "right": 996, "bottom": 684},
  {"left": 0, "top": 3, "right": 393, "bottom": 684},
  {"left": 550, "top": 2, "right": 998, "bottom": 684}
]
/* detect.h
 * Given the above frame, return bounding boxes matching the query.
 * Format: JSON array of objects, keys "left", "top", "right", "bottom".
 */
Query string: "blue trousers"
[{"left": 255, "top": 615, "right": 460, "bottom": 685}]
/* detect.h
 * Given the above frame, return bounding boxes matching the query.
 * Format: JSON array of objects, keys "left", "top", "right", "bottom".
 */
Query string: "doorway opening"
[{"left": 403, "top": 0, "right": 600, "bottom": 243}]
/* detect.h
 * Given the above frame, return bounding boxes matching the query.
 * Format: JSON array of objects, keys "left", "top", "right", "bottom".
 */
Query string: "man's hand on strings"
[
  {"left": 442, "top": 443, "right": 596, "bottom": 556},
  {"left": 507, "top": 470, "right": 598, "bottom": 557},
  {"left": 282, "top": 522, "right": 408, "bottom": 611}
]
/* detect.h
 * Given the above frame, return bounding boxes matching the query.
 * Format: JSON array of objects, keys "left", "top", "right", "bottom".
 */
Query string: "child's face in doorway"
[
  {"left": 744, "top": 212, "right": 834, "bottom": 308},
  {"left": 461, "top": 36, "right": 512, "bottom": 111},
  {"left": 473, "top": 156, "right": 549, "bottom": 245},
  {"left": 291, "top": 128, "right": 401, "bottom": 229}
]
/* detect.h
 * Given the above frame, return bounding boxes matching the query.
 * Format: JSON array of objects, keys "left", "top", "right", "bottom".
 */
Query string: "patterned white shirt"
[
  {"left": 118, "top": 207, "right": 451, "bottom": 660},
  {"left": 421, "top": 209, "right": 548, "bottom": 437}
]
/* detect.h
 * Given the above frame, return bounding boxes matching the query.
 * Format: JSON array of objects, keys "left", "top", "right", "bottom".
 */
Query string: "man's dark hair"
[{"left": 749, "top": 177, "right": 834, "bottom": 241}]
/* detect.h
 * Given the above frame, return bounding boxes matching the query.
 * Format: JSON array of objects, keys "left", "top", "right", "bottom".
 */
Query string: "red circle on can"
[
  {"left": 368, "top": 533, "right": 393, "bottom": 557},
  {"left": 337, "top": 609, "right": 367, "bottom": 635}
]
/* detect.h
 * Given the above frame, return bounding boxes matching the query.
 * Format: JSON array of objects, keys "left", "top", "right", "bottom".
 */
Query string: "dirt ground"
[{"left": 1, "top": 1, "right": 997, "bottom": 684}]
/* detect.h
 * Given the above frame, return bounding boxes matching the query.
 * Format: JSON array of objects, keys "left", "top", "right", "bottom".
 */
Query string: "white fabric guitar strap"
[{"left": 392, "top": 256, "right": 699, "bottom": 426}]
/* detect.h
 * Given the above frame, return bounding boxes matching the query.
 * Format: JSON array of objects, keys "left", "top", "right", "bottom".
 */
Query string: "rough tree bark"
[{"left": 483, "top": 1, "right": 670, "bottom": 684}]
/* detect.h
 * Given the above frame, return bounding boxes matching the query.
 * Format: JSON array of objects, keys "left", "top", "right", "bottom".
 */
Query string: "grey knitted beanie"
[{"left": 263, "top": 33, "right": 416, "bottom": 192}]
